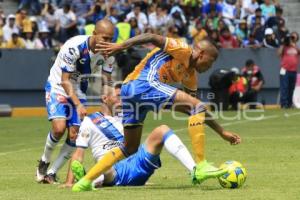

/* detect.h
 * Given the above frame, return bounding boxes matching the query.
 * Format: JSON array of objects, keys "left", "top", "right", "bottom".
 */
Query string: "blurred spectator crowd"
[{"left": 0, "top": 0, "right": 293, "bottom": 50}]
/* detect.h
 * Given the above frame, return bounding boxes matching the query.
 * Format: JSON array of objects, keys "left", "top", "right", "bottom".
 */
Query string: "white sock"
[
  {"left": 47, "top": 139, "right": 75, "bottom": 175},
  {"left": 92, "top": 175, "right": 105, "bottom": 188},
  {"left": 41, "top": 132, "right": 59, "bottom": 163},
  {"left": 163, "top": 130, "right": 196, "bottom": 172}
]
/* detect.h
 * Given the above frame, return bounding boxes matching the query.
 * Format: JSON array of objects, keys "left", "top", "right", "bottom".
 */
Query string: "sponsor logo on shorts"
[{"left": 50, "top": 104, "right": 57, "bottom": 115}]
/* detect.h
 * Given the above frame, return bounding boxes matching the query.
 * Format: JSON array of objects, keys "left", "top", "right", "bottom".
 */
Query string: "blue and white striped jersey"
[
  {"left": 76, "top": 112, "right": 124, "bottom": 161},
  {"left": 46, "top": 35, "right": 116, "bottom": 99}
]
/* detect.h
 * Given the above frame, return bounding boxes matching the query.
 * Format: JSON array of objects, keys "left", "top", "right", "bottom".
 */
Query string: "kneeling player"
[{"left": 62, "top": 84, "right": 199, "bottom": 188}]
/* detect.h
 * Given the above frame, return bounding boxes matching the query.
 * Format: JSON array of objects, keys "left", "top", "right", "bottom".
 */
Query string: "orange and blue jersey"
[
  {"left": 124, "top": 37, "right": 197, "bottom": 91},
  {"left": 121, "top": 38, "right": 197, "bottom": 126}
]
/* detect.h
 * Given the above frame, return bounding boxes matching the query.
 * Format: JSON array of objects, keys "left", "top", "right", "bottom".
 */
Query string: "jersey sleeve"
[
  {"left": 76, "top": 117, "right": 92, "bottom": 148},
  {"left": 102, "top": 56, "right": 116, "bottom": 74},
  {"left": 163, "top": 37, "right": 192, "bottom": 67},
  {"left": 182, "top": 70, "right": 197, "bottom": 91},
  {"left": 58, "top": 43, "right": 80, "bottom": 73}
]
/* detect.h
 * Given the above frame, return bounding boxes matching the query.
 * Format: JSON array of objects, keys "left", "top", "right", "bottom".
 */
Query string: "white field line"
[
  {"left": 0, "top": 140, "right": 45, "bottom": 148},
  {"left": 283, "top": 111, "right": 300, "bottom": 117},
  {"left": 0, "top": 144, "right": 63, "bottom": 157},
  {"left": 221, "top": 114, "right": 278, "bottom": 127}
]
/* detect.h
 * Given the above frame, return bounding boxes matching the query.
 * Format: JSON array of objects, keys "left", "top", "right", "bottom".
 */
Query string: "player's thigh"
[
  {"left": 46, "top": 92, "right": 68, "bottom": 136},
  {"left": 123, "top": 125, "right": 143, "bottom": 155},
  {"left": 66, "top": 98, "right": 86, "bottom": 127},
  {"left": 172, "top": 90, "right": 201, "bottom": 114}
]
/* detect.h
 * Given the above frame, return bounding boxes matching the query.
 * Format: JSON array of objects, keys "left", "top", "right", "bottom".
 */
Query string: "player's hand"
[
  {"left": 221, "top": 131, "right": 241, "bottom": 145},
  {"left": 59, "top": 183, "right": 73, "bottom": 189},
  {"left": 76, "top": 103, "right": 87, "bottom": 119},
  {"left": 95, "top": 41, "right": 124, "bottom": 56}
]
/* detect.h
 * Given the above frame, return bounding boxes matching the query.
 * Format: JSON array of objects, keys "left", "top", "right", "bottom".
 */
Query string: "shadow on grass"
[{"left": 99, "top": 184, "right": 222, "bottom": 191}]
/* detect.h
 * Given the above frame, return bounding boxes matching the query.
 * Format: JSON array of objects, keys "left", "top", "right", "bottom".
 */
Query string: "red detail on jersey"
[
  {"left": 92, "top": 117, "right": 102, "bottom": 124},
  {"left": 56, "top": 94, "right": 67, "bottom": 103},
  {"left": 83, "top": 48, "right": 89, "bottom": 55}
]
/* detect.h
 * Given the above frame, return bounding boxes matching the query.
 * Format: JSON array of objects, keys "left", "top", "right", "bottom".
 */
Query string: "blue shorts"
[
  {"left": 45, "top": 84, "right": 86, "bottom": 127},
  {"left": 111, "top": 144, "right": 161, "bottom": 186},
  {"left": 121, "top": 79, "right": 177, "bottom": 126}
]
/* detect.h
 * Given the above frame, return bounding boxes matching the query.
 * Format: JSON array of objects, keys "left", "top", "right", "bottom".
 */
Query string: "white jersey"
[
  {"left": 46, "top": 35, "right": 116, "bottom": 99},
  {"left": 76, "top": 112, "right": 124, "bottom": 161}
]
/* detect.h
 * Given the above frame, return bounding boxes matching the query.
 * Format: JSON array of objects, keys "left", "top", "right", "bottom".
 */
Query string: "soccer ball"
[{"left": 218, "top": 160, "right": 247, "bottom": 189}]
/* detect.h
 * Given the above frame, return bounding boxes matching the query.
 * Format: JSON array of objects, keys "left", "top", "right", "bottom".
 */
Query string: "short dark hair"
[
  {"left": 63, "top": 3, "right": 71, "bottom": 10},
  {"left": 255, "top": 8, "right": 262, "bottom": 12},
  {"left": 276, "top": 7, "right": 283, "bottom": 14},
  {"left": 133, "top": 2, "right": 141, "bottom": 9},
  {"left": 114, "top": 83, "right": 122, "bottom": 89},
  {"left": 246, "top": 59, "right": 255, "bottom": 67}
]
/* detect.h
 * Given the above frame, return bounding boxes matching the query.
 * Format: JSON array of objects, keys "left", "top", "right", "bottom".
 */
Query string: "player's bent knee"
[
  {"left": 51, "top": 126, "right": 66, "bottom": 139},
  {"left": 151, "top": 125, "right": 171, "bottom": 141}
]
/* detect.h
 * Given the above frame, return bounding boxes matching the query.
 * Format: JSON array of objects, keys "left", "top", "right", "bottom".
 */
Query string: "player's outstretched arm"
[
  {"left": 205, "top": 111, "right": 241, "bottom": 145},
  {"left": 61, "top": 148, "right": 85, "bottom": 188},
  {"left": 96, "top": 33, "right": 166, "bottom": 56}
]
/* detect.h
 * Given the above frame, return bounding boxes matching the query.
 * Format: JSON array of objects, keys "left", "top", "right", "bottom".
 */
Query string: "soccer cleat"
[
  {"left": 43, "top": 173, "right": 58, "bottom": 184},
  {"left": 192, "top": 160, "right": 228, "bottom": 185},
  {"left": 36, "top": 160, "right": 50, "bottom": 182},
  {"left": 72, "top": 178, "right": 93, "bottom": 192},
  {"left": 71, "top": 160, "right": 86, "bottom": 182}
]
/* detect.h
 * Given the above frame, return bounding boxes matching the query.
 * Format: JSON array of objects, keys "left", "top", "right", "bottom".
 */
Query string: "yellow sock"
[
  {"left": 188, "top": 112, "right": 205, "bottom": 163},
  {"left": 85, "top": 147, "right": 125, "bottom": 181}
]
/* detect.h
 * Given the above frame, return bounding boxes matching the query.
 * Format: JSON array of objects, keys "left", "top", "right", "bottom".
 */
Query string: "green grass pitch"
[{"left": 0, "top": 109, "right": 300, "bottom": 200}]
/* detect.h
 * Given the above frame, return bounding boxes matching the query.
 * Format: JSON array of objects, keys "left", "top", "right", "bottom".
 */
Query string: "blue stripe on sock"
[
  {"left": 65, "top": 138, "right": 76, "bottom": 147},
  {"left": 162, "top": 129, "right": 174, "bottom": 144},
  {"left": 49, "top": 132, "right": 59, "bottom": 143}
]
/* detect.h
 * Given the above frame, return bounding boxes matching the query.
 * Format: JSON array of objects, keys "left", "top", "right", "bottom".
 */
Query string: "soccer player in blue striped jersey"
[{"left": 36, "top": 19, "right": 117, "bottom": 183}]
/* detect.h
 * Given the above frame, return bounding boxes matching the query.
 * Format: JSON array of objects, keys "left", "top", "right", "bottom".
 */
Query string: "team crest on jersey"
[{"left": 162, "top": 74, "right": 168, "bottom": 82}]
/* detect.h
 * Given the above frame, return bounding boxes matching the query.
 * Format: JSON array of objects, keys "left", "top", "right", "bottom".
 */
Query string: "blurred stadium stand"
[
  {"left": 0, "top": 48, "right": 295, "bottom": 107},
  {"left": 281, "top": 0, "right": 300, "bottom": 36}
]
